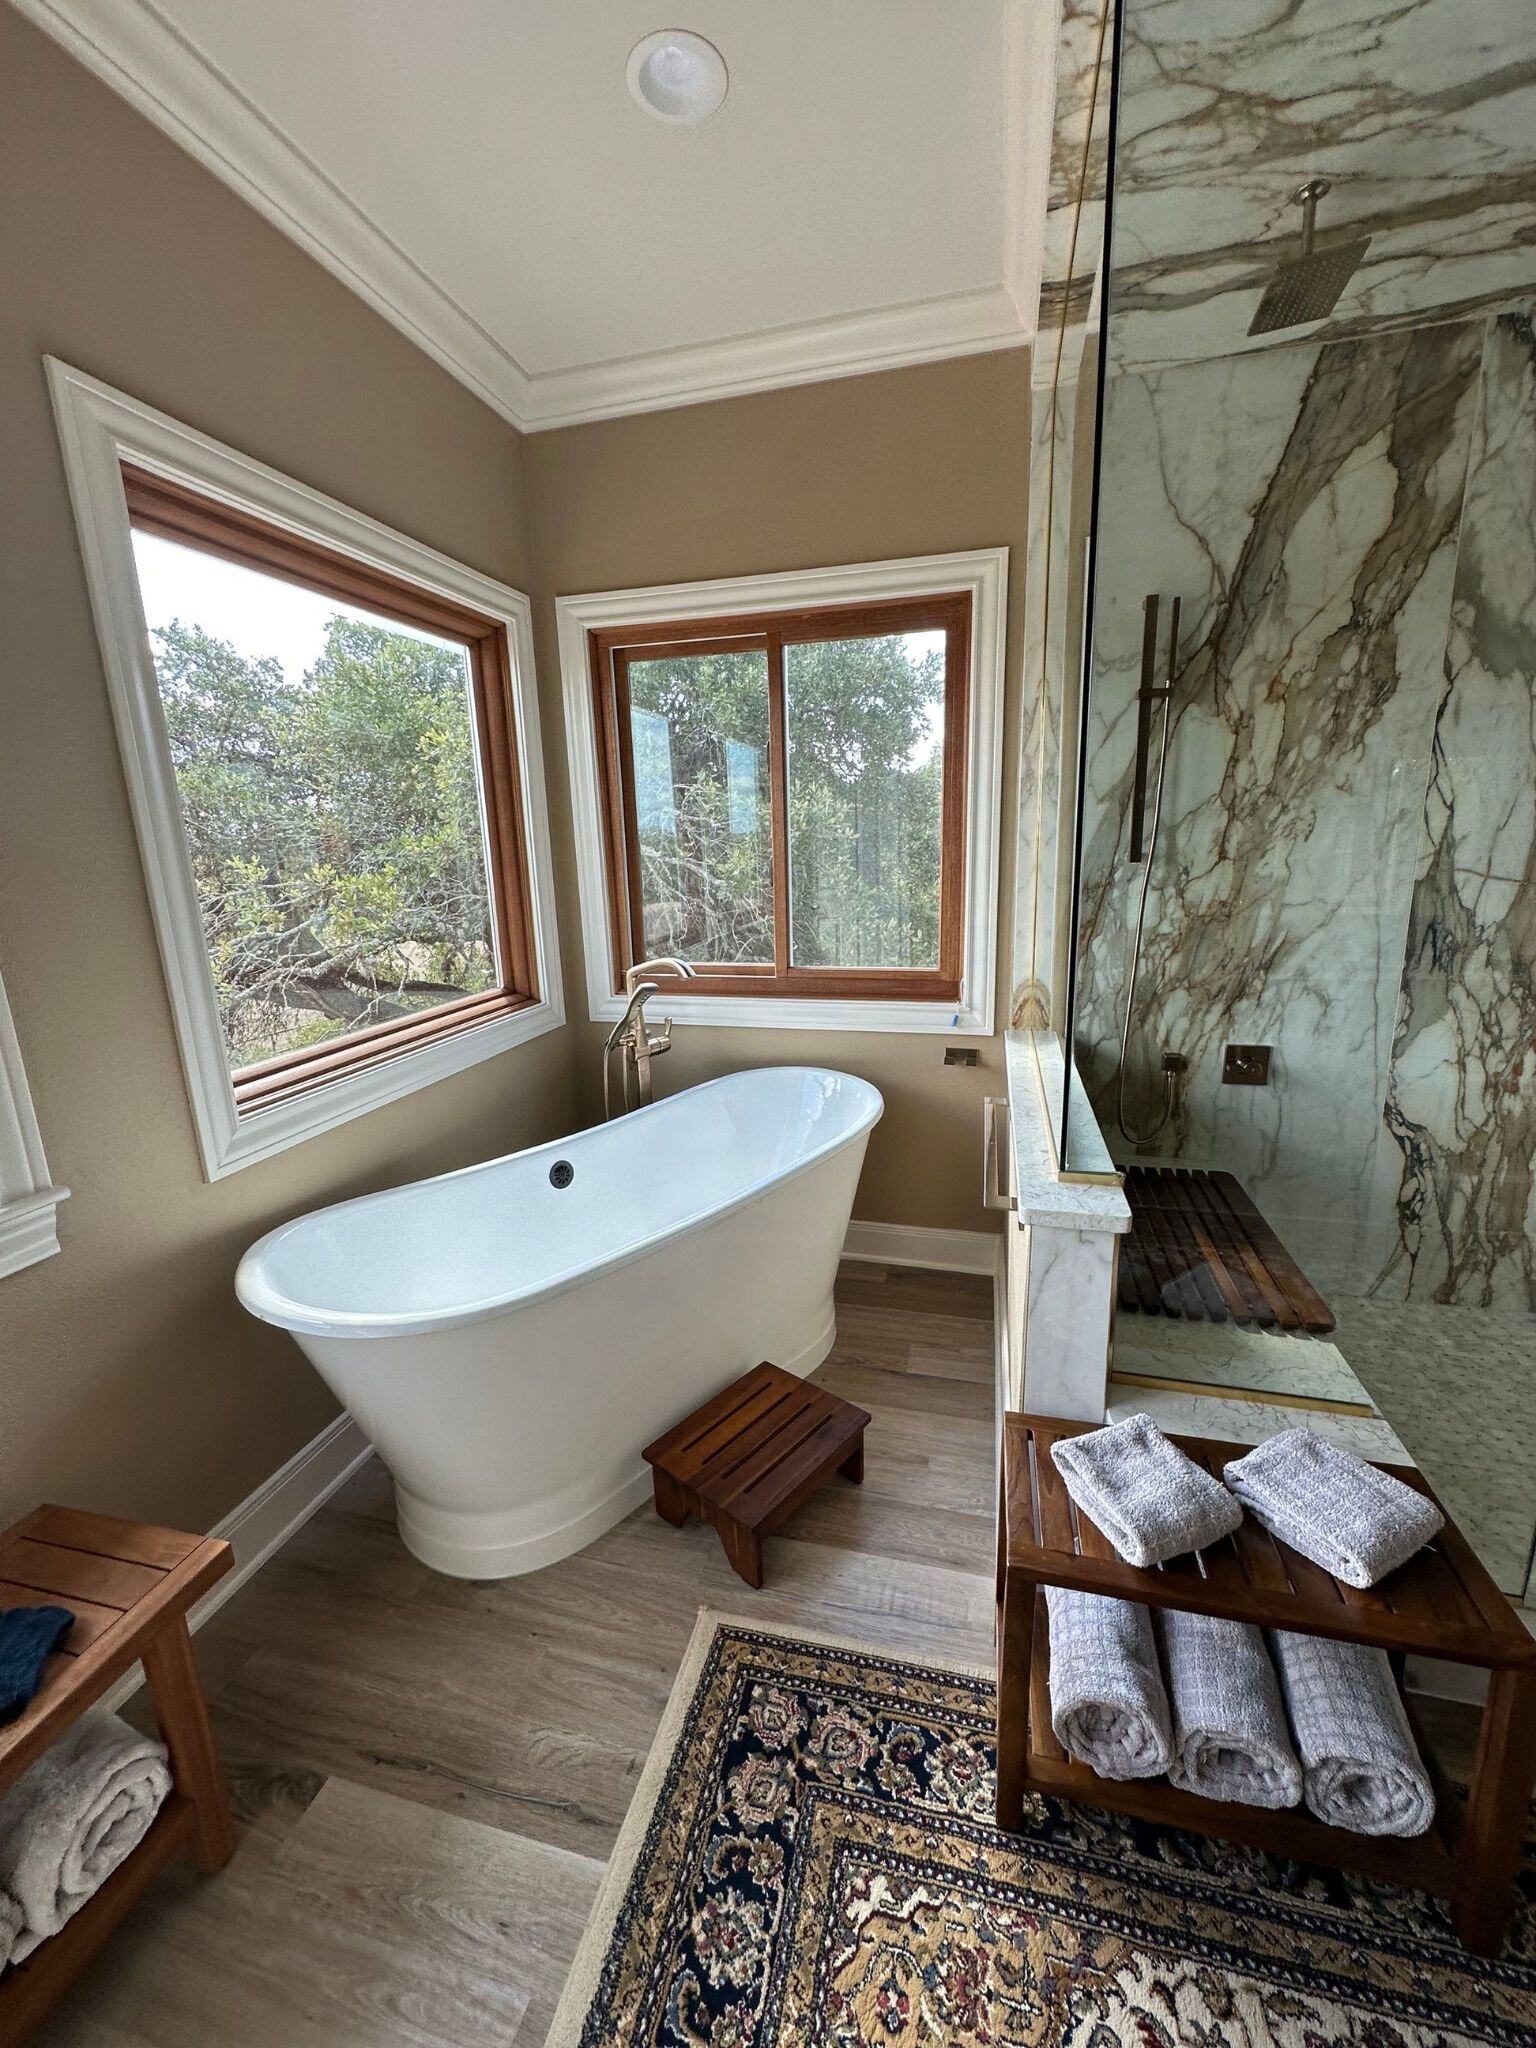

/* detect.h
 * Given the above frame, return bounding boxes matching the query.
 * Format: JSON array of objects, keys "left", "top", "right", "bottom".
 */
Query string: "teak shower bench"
[
  {"left": 1117, "top": 1163, "right": 1336, "bottom": 1334},
  {"left": 0, "top": 1506, "right": 233, "bottom": 2045},
  {"left": 995, "top": 1413, "right": 1536, "bottom": 1955}
]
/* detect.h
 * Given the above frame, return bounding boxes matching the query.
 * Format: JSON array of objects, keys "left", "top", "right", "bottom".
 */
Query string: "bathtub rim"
[{"left": 235, "top": 1065, "right": 882, "bottom": 1342}]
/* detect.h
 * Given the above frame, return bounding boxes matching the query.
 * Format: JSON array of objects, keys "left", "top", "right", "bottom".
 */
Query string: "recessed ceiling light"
[{"left": 626, "top": 30, "right": 729, "bottom": 125}]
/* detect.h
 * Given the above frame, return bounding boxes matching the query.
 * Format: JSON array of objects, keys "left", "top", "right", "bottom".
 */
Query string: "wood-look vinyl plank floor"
[
  {"left": 32, "top": 1778, "right": 602, "bottom": 2048},
  {"left": 33, "top": 1263, "right": 1000, "bottom": 2048},
  {"left": 828, "top": 1305, "right": 995, "bottom": 1383}
]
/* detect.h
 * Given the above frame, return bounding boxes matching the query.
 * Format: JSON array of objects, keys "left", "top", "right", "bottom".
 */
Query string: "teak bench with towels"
[
  {"left": 995, "top": 1413, "right": 1536, "bottom": 1955},
  {"left": 0, "top": 1505, "right": 233, "bottom": 2045}
]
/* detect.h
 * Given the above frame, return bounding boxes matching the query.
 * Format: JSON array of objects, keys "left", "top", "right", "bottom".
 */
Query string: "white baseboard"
[
  {"left": 103, "top": 1411, "right": 372, "bottom": 1711},
  {"left": 192, "top": 1412, "right": 373, "bottom": 1627},
  {"left": 842, "top": 1218, "right": 1002, "bottom": 1275}
]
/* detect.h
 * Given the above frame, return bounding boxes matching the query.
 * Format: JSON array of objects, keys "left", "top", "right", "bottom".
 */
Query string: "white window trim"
[
  {"left": 47, "top": 358, "right": 565, "bottom": 1181},
  {"left": 557, "top": 548, "right": 1008, "bottom": 1035},
  {"left": 0, "top": 959, "right": 69, "bottom": 1279}
]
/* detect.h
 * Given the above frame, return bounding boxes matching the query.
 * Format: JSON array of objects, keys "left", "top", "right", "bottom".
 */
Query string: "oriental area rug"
[{"left": 547, "top": 1614, "right": 1536, "bottom": 2048}]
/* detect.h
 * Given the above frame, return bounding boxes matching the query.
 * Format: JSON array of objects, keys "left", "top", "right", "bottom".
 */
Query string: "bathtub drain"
[{"left": 549, "top": 1160, "right": 574, "bottom": 1188}]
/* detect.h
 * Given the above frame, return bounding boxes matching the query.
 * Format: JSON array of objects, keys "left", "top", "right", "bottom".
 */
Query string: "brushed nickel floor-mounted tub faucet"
[{"left": 603, "top": 957, "right": 696, "bottom": 1118}]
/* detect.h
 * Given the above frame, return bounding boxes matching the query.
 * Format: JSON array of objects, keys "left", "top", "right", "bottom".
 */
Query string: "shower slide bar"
[{"left": 1128, "top": 591, "right": 1179, "bottom": 864}]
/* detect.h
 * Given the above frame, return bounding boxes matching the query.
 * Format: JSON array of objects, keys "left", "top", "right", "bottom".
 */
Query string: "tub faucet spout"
[
  {"left": 604, "top": 959, "right": 696, "bottom": 1118},
  {"left": 625, "top": 957, "right": 696, "bottom": 994}
]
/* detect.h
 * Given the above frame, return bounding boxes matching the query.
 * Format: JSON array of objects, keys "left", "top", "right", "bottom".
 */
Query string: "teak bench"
[
  {"left": 0, "top": 1506, "right": 233, "bottom": 2045},
  {"left": 996, "top": 1413, "right": 1536, "bottom": 1955},
  {"left": 1118, "top": 1163, "right": 1336, "bottom": 1333},
  {"left": 643, "top": 1361, "right": 869, "bottom": 1588}
]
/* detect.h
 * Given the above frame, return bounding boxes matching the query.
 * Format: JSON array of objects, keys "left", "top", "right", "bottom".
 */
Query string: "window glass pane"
[
  {"left": 625, "top": 648, "right": 772, "bottom": 964},
  {"left": 785, "top": 631, "right": 947, "bottom": 969},
  {"left": 129, "top": 529, "right": 498, "bottom": 1072}
]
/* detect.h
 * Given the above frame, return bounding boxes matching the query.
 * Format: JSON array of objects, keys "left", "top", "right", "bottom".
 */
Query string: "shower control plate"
[{"left": 1222, "top": 1043, "right": 1272, "bottom": 1086}]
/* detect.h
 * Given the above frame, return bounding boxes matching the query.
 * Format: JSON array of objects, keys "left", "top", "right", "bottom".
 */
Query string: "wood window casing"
[
  {"left": 121, "top": 465, "right": 541, "bottom": 1115},
  {"left": 587, "top": 591, "right": 972, "bottom": 1002}
]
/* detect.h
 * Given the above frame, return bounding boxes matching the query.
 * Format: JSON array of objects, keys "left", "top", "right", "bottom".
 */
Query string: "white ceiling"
[{"left": 20, "top": 0, "right": 1052, "bottom": 429}]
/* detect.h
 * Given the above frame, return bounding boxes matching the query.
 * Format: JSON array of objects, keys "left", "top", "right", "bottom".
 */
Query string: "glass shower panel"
[{"left": 1062, "top": 0, "right": 1536, "bottom": 1601}]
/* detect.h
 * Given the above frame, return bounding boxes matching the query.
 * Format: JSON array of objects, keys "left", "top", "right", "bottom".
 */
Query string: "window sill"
[
  {"left": 0, "top": 1186, "right": 70, "bottom": 1282},
  {"left": 206, "top": 995, "right": 565, "bottom": 1179},
  {"left": 589, "top": 991, "right": 992, "bottom": 1035}
]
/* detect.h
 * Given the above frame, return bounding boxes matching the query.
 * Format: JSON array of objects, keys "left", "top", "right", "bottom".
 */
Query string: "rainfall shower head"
[{"left": 1246, "top": 180, "right": 1370, "bottom": 336}]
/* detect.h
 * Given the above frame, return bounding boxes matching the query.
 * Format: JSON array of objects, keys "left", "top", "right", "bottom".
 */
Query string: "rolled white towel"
[
  {"left": 0, "top": 1711, "right": 171, "bottom": 1959},
  {"left": 1270, "top": 1630, "right": 1434, "bottom": 1837},
  {"left": 1046, "top": 1587, "right": 1172, "bottom": 1780},
  {"left": 1158, "top": 1607, "right": 1301, "bottom": 1809},
  {"left": 0, "top": 1888, "right": 21, "bottom": 1975},
  {"left": 1051, "top": 1413, "right": 1242, "bottom": 1567},
  {"left": 1222, "top": 1430, "right": 1442, "bottom": 1588}
]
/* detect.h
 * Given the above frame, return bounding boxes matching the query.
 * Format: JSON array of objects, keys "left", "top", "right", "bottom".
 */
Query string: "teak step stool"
[
  {"left": 996, "top": 1413, "right": 1536, "bottom": 1956},
  {"left": 0, "top": 1505, "right": 234, "bottom": 2045},
  {"left": 643, "top": 1361, "right": 869, "bottom": 1588}
]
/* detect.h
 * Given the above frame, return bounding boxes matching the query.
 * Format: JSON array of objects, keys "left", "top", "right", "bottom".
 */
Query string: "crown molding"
[
  {"left": 1004, "top": 0, "right": 1060, "bottom": 329},
  {"left": 13, "top": 0, "right": 534, "bottom": 426},
  {"left": 520, "top": 287, "right": 1030, "bottom": 431},
  {"left": 18, "top": 0, "right": 1037, "bottom": 432}
]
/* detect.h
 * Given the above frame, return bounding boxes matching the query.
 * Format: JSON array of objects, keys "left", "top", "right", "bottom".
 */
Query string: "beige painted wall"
[
  {"left": 523, "top": 352, "right": 1031, "bottom": 1233},
  {"left": 0, "top": 11, "right": 1030, "bottom": 1543},
  {"left": 0, "top": 9, "right": 583, "bottom": 1532}
]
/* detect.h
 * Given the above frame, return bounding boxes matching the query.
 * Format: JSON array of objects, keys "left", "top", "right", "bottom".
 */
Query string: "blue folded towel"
[{"left": 0, "top": 1606, "right": 75, "bottom": 1723}]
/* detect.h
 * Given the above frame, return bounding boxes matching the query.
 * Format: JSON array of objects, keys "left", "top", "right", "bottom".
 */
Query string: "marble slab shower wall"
[
  {"left": 1010, "top": 0, "right": 1114, "bottom": 1032},
  {"left": 1379, "top": 309, "right": 1536, "bottom": 1309},
  {"left": 1072, "top": 320, "right": 1482, "bottom": 1273},
  {"left": 1107, "top": 0, "right": 1536, "bottom": 372}
]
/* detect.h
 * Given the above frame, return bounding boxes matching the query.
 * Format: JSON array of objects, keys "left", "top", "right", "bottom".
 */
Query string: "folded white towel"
[
  {"left": 1270, "top": 1630, "right": 1435, "bottom": 1837},
  {"left": 1050, "top": 1414, "right": 1243, "bottom": 1567},
  {"left": 1046, "top": 1587, "right": 1172, "bottom": 1780},
  {"left": 0, "top": 1711, "right": 171, "bottom": 1959},
  {"left": 1157, "top": 1607, "right": 1301, "bottom": 1808},
  {"left": 1223, "top": 1430, "right": 1443, "bottom": 1588},
  {"left": 0, "top": 1888, "right": 21, "bottom": 1975}
]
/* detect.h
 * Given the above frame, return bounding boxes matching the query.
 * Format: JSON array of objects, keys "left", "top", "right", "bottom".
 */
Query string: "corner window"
[
  {"left": 50, "top": 361, "right": 562, "bottom": 1177},
  {"left": 122, "top": 469, "right": 538, "bottom": 1110},
  {"left": 560, "top": 553, "right": 1007, "bottom": 1033}
]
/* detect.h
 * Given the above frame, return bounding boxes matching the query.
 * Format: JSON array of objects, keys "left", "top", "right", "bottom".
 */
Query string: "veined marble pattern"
[
  {"left": 1112, "top": 1315, "right": 1374, "bottom": 1409},
  {"left": 1033, "top": 0, "right": 1114, "bottom": 347},
  {"left": 1378, "top": 310, "right": 1536, "bottom": 1309},
  {"left": 1011, "top": 0, "right": 1115, "bottom": 1043},
  {"left": 1071, "top": 321, "right": 1481, "bottom": 1250},
  {"left": 1011, "top": 377, "right": 1075, "bottom": 1033},
  {"left": 1104, "top": 1386, "right": 1409, "bottom": 1463},
  {"left": 1106, "top": 0, "right": 1536, "bottom": 369}
]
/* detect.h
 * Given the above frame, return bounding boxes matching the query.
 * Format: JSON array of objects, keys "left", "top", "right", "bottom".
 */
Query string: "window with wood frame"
[
  {"left": 588, "top": 593, "right": 972, "bottom": 1000},
  {"left": 121, "top": 467, "right": 540, "bottom": 1114}
]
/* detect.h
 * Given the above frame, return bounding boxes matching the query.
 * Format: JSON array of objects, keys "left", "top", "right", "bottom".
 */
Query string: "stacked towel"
[
  {"left": 1223, "top": 1430, "right": 1443, "bottom": 1587},
  {"left": 0, "top": 1711, "right": 171, "bottom": 1959},
  {"left": 1157, "top": 1607, "right": 1301, "bottom": 1808},
  {"left": 1270, "top": 1630, "right": 1434, "bottom": 1837},
  {"left": 1046, "top": 1588, "right": 1172, "bottom": 1780},
  {"left": 0, "top": 1606, "right": 75, "bottom": 1725},
  {"left": 1050, "top": 1414, "right": 1243, "bottom": 1566}
]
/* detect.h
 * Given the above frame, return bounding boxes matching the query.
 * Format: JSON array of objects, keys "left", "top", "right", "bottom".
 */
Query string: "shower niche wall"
[{"left": 1052, "top": 0, "right": 1536, "bottom": 1599}]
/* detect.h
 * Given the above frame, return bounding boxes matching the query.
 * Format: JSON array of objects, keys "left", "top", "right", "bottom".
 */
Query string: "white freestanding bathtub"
[{"left": 236, "top": 1066, "right": 882, "bottom": 1577}]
